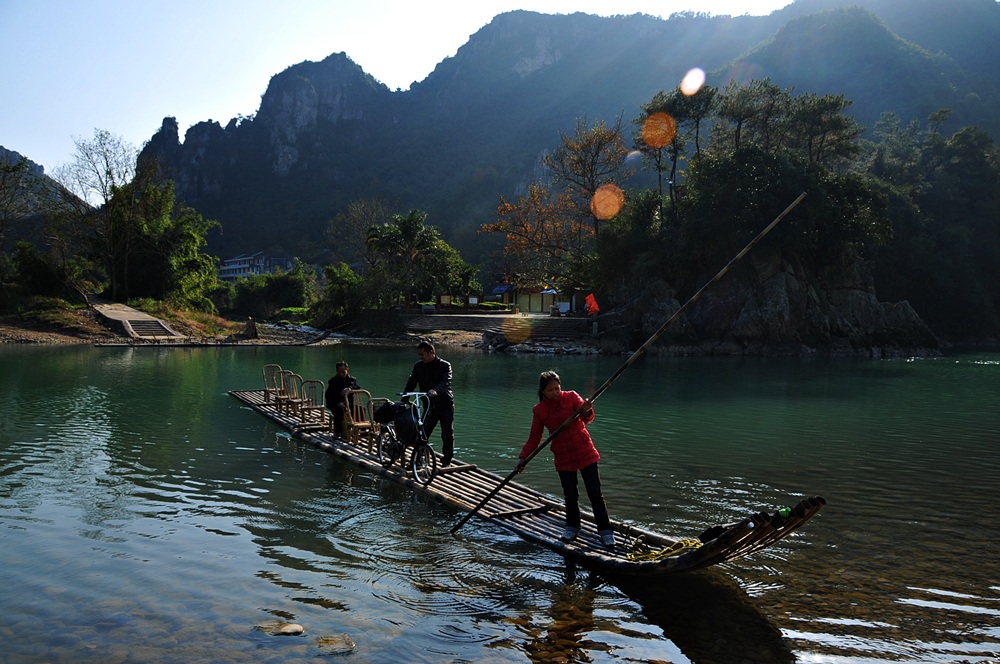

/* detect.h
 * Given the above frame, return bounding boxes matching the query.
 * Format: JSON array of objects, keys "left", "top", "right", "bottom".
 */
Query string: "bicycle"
[{"left": 376, "top": 392, "right": 438, "bottom": 485}]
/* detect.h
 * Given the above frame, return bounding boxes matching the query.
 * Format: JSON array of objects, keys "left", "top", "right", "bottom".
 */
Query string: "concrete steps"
[{"left": 127, "top": 319, "right": 182, "bottom": 339}]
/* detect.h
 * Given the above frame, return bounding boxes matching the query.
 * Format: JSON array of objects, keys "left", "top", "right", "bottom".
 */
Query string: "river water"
[{"left": 1, "top": 342, "right": 998, "bottom": 663}]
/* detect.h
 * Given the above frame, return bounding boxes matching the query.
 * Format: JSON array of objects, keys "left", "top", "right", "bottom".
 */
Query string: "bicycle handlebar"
[{"left": 397, "top": 392, "right": 430, "bottom": 424}]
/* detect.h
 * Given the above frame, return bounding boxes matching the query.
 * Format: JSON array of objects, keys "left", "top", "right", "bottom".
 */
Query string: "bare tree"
[
  {"left": 327, "top": 197, "right": 394, "bottom": 268},
  {"left": 50, "top": 129, "right": 139, "bottom": 300},
  {"left": 53, "top": 129, "right": 137, "bottom": 207}
]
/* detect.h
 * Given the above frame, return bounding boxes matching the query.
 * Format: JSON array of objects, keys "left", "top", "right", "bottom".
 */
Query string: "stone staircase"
[
  {"left": 90, "top": 299, "right": 184, "bottom": 340},
  {"left": 126, "top": 319, "right": 183, "bottom": 339}
]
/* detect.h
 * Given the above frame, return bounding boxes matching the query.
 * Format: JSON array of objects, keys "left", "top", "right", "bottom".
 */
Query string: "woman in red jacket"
[{"left": 516, "top": 371, "right": 614, "bottom": 548}]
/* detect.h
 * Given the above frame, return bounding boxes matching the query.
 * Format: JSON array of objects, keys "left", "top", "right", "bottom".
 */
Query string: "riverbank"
[
  {"left": 0, "top": 311, "right": 485, "bottom": 348},
  {"left": 0, "top": 310, "right": 114, "bottom": 344}
]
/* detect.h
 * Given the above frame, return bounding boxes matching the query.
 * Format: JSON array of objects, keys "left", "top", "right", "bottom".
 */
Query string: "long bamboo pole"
[{"left": 450, "top": 192, "right": 807, "bottom": 535}]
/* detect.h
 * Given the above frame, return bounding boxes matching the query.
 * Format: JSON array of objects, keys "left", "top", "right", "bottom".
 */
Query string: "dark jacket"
[
  {"left": 404, "top": 357, "right": 454, "bottom": 406},
  {"left": 326, "top": 374, "right": 359, "bottom": 407},
  {"left": 519, "top": 390, "right": 600, "bottom": 472}
]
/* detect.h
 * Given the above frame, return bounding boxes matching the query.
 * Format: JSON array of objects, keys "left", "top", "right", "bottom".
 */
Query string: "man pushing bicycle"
[{"left": 403, "top": 341, "right": 456, "bottom": 466}]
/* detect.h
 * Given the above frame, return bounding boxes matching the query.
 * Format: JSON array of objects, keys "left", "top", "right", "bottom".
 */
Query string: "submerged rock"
[
  {"left": 256, "top": 620, "right": 304, "bottom": 636},
  {"left": 316, "top": 633, "right": 356, "bottom": 655}
]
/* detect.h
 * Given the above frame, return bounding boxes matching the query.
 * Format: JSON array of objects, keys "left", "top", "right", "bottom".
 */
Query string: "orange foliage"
[{"left": 481, "top": 183, "right": 594, "bottom": 282}]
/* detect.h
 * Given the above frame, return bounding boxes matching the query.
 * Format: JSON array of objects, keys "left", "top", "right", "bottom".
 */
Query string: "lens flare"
[
  {"left": 642, "top": 112, "right": 677, "bottom": 149},
  {"left": 680, "top": 67, "right": 706, "bottom": 96},
  {"left": 501, "top": 317, "right": 531, "bottom": 344},
  {"left": 591, "top": 183, "right": 624, "bottom": 220}
]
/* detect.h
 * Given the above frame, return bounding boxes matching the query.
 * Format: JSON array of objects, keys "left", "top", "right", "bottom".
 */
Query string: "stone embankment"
[{"left": 402, "top": 311, "right": 601, "bottom": 354}]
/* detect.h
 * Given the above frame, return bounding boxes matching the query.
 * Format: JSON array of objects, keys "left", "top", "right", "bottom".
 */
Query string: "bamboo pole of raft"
[{"left": 451, "top": 192, "right": 808, "bottom": 535}]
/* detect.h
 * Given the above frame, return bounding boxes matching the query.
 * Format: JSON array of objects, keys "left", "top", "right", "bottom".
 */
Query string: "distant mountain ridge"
[
  {"left": 124, "top": 0, "right": 1000, "bottom": 264},
  {"left": 1, "top": 147, "right": 46, "bottom": 180}
]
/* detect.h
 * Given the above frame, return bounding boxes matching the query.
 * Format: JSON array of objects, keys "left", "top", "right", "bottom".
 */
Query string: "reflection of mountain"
[{"left": 606, "top": 567, "right": 795, "bottom": 664}]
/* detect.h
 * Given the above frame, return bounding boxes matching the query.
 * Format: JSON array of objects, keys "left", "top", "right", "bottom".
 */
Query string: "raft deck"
[{"left": 230, "top": 388, "right": 824, "bottom": 576}]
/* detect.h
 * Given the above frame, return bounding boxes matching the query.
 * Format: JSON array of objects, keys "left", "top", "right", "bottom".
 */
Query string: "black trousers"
[
  {"left": 422, "top": 401, "right": 455, "bottom": 457},
  {"left": 331, "top": 395, "right": 350, "bottom": 434},
  {"left": 558, "top": 462, "right": 611, "bottom": 532}
]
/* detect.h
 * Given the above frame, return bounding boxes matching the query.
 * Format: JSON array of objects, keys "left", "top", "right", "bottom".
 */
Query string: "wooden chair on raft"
[
  {"left": 343, "top": 389, "right": 376, "bottom": 447},
  {"left": 276, "top": 371, "right": 306, "bottom": 416},
  {"left": 271, "top": 369, "right": 292, "bottom": 410},
  {"left": 262, "top": 364, "right": 283, "bottom": 404},
  {"left": 363, "top": 397, "right": 392, "bottom": 453},
  {"left": 297, "top": 379, "right": 329, "bottom": 426}
]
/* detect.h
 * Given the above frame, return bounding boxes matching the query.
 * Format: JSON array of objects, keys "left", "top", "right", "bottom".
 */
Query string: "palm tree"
[{"left": 365, "top": 209, "right": 440, "bottom": 306}]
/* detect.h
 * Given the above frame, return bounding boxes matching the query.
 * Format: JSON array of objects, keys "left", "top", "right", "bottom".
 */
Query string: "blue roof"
[{"left": 491, "top": 284, "right": 514, "bottom": 294}]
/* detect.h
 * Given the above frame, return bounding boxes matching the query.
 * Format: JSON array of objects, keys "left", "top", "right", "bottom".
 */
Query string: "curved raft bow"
[{"left": 617, "top": 497, "right": 827, "bottom": 573}]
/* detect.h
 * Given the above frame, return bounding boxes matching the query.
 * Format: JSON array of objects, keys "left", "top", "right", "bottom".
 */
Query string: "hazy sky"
[{"left": 0, "top": 0, "right": 792, "bottom": 172}]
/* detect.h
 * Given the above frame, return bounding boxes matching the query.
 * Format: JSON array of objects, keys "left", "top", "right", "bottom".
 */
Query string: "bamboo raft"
[{"left": 230, "top": 388, "right": 825, "bottom": 576}]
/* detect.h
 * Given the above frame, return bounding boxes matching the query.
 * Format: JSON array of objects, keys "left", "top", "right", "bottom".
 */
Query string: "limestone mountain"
[{"left": 137, "top": 0, "right": 1000, "bottom": 267}]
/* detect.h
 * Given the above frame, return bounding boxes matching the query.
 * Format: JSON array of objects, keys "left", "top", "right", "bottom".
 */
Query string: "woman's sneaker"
[
  {"left": 560, "top": 527, "right": 579, "bottom": 542},
  {"left": 599, "top": 530, "right": 615, "bottom": 549}
]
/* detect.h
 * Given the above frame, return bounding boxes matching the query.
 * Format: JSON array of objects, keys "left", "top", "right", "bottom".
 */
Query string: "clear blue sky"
[{"left": 0, "top": 0, "right": 791, "bottom": 172}]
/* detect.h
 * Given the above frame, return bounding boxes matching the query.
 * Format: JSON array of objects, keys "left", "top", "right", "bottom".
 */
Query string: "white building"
[{"left": 218, "top": 252, "right": 295, "bottom": 282}]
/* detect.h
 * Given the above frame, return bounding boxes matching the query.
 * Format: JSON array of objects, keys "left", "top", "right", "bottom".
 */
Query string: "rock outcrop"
[{"left": 609, "top": 248, "right": 939, "bottom": 357}]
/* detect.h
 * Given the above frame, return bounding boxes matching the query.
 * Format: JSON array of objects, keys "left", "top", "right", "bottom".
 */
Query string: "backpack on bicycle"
[{"left": 393, "top": 403, "right": 421, "bottom": 447}]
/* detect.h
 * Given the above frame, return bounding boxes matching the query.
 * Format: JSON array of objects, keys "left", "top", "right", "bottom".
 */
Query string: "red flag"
[{"left": 585, "top": 294, "right": 600, "bottom": 315}]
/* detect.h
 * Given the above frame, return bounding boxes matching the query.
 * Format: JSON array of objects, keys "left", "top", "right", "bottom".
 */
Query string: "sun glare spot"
[
  {"left": 680, "top": 67, "right": 706, "bottom": 96},
  {"left": 642, "top": 112, "right": 677, "bottom": 149},
  {"left": 501, "top": 317, "right": 532, "bottom": 344},
  {"left": 591, "top": 183, "right": 624, "bottom": 220}
]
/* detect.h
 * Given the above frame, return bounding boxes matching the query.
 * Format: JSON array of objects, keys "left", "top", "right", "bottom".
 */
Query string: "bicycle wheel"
[
  {"left": 411, "top": 442, "right": 437, "bottom": 485},
  {"left": 377, "top": 425, "right": 402, "bottom": 467}
]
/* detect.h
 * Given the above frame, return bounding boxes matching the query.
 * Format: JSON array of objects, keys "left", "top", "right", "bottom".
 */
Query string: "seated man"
[{"left": 326, "top": 361, "right": 360, "bottom": 437}]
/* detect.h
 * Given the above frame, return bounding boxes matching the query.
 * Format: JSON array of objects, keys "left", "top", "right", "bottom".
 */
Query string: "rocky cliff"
[{"left": 603, "top": 247, "right": 939, "bottom": 357}]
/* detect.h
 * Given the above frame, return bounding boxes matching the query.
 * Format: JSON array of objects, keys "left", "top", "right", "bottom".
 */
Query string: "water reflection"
[
  {"left": 2, "top": 346, "right": 999, "bottom": 662},
  {"left": 504, "top": 559, "right": 797, "bottom": 663},
  {"left": 610, "top": 568, "right": 795, "bottom": 664},
  {"left": 253, "top": 436, "right": 798, "bottom": 663}
]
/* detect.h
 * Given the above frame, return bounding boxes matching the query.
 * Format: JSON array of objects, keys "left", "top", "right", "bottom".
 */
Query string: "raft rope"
[{"left": 624, "top": 537, "right": 703, "bottom": 561}]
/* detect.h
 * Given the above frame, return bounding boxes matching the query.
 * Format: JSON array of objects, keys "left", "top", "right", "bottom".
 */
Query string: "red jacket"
[{"left": 519, "top": 390, "right": 600, "bottom": 472}]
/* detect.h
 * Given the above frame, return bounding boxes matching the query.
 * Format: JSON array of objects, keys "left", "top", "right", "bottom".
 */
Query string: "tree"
[
  {"left": 365, "top": 209, "right": 441, "bottom": 306},
  {"left": 232, "top": 260, "right": 317, "bottom": 320},
  {"left": 545, "top": 116, "right": 631, "bottom": 239},
  {"left": 50, "top": 129, "right": 139, "bottom": 300},
  {"left": 864, "top": 112, "right": 927, "bottom": 192},
  {"left": 684, "top": 85, "right": 718, "bottom": 158},
  {"left": 635, "top": 92, "right": 680, "bottom": 220},
  {"left": 54, "top": 129, "right": 137, "bottom": 207},
  {"left": 714, "top": 79, "right": 792, "bottom": 153},
  {"left": 481, "top": 183, "right": 586, "bottom": 288},
  {"left": 0, "top": 156, "right": 35, "bottom": 251},
  {"left": 327, "top": 197, "right": 393, "bottom": 268},
  {"left": 413, "top": 238, "right": 481, "bottom": 300},
  {"left": 127, "top": 181, "right": 219, "bottom": 309},
  {"left": 787, "top": 93, "right": 864, "bottom": 165},
  {"left": 865, "top": 111, "right": 1000, "bottom": 341},
  {"left": 320, "top": 262, "right": 364, "bottom": 319}
]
